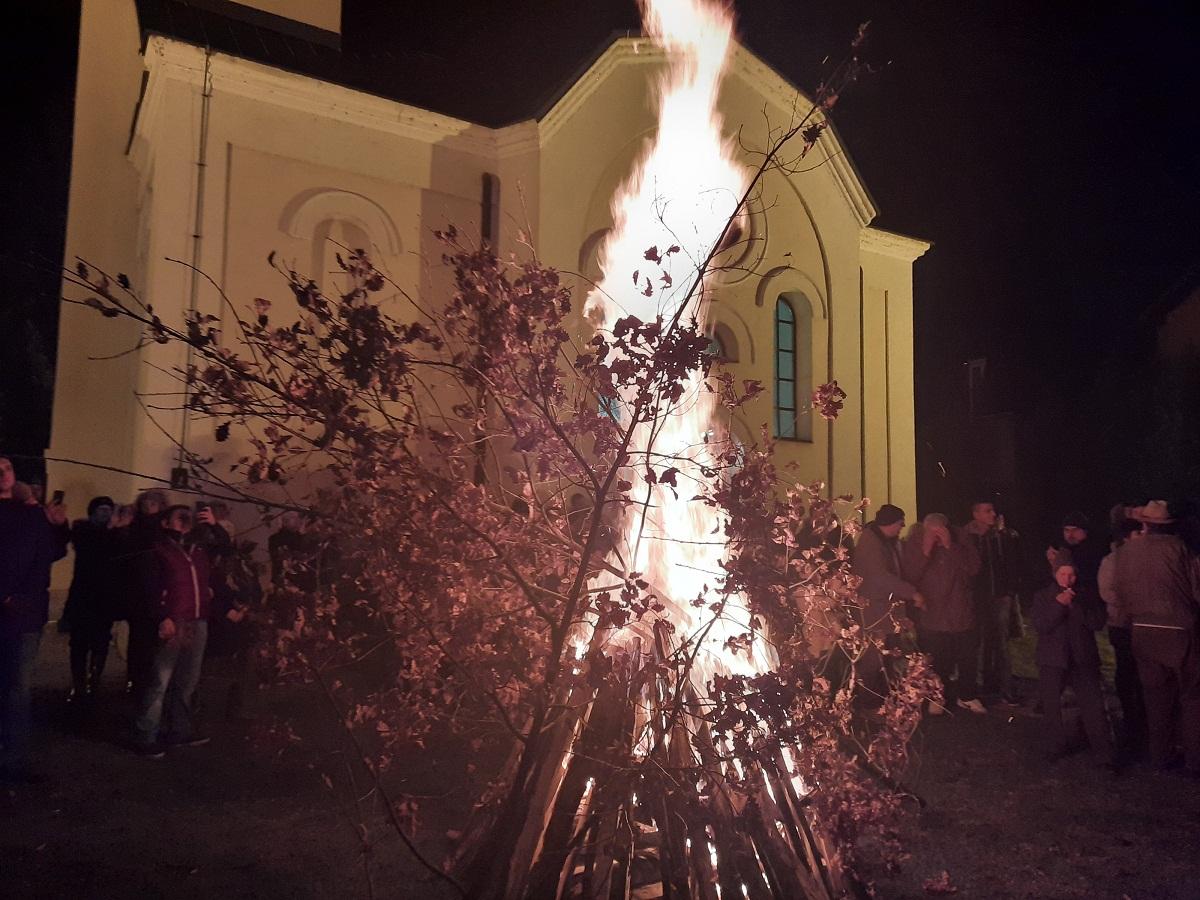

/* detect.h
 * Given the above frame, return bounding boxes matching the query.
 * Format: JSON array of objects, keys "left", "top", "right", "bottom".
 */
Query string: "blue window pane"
[
  {"left": 776, "top": 322, "right": 793, "bottom": 351},
  {"left": 777, "top": 348, "right": 793, "bottom": 372},
  {"left": 599, "top": 395, "right": 621, "bottom": 421},
  {"left": 776, "top": 299, "right": 794, "bottom": 323},
  {"left": 776, "top": 380, "right": 795, "bottom": 411},
  {"left": 776, "top": 410, "right": 796, "bottom": 439}
]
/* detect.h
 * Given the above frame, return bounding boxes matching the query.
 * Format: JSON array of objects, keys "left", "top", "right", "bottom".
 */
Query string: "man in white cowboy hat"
[{"left": 1112, "top": 500, "right": 1200, "bottom": 775}]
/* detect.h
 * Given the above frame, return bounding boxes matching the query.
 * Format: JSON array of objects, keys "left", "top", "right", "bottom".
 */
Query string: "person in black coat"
[
  {"left": 113, "top": 490, "right": 168, "bottom": 695},
  {"left": 1030, "top": 560, "right": 1114, "bottom": 766},
  {"left": 61, "top": 497, "right": 121, "bottom": 702},
  {"left": 0, "top": 457, "right": 69, "bottom": 781}
]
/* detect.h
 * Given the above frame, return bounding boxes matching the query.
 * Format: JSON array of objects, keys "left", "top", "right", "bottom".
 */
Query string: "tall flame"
[{"left": 585, "top": 0, "right": 772, "bottom": 678}]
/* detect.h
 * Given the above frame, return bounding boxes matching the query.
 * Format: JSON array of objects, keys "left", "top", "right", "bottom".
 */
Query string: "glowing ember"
[{"left": 585, "top": 0, "right": 772, "bottom": 678}]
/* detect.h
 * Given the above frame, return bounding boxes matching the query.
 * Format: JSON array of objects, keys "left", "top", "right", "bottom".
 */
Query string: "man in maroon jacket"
[{"left": 132, "top": 505, "right": 214, "bottom": 757}]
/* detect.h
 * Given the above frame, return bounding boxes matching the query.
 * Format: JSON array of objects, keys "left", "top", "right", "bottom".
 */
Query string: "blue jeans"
[
  {"left": 135, "top": 620, "right": 208, "bottom": 745},
  {"left": 0, "top": 630, "right": 42, "bottom": 770}
]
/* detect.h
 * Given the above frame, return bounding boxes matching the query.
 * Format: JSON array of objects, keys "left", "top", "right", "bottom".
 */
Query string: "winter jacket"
[
  {"left": 1051, "top": 537, "right": 1104, "bottom": 589},
  {"left": 110, "top": 519, "right": 163, "bottom": 620},
  {"left": 0, "top": 499, "right": 69, "bottom": 634},
  {"left": 143, "top": 535, "right": 213, "bottom": 623},
  {"left": 902, "top": 525, "right": 980, "bottom": 634},
  {"left": 962, "top": 525, "right": 1022, "bottom": 601},
  {"left": 852, "top": 524, "right": 918, "bottom": 625},
  {"left": 1112, "top": 533, "right": 1200, "bottom": 630},
  {"left": 62, "top": 519, "right": 121, "bottom": 629},
  {"left": 1030, "top": 581, "right": 1106, "bottom": 670}
]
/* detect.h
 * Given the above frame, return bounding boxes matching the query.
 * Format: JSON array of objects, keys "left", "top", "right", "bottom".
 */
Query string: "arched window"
[
  {"left": 707, "top": 321, "right": 739, "bottom": 363},
  {"left": 775, "top": 293, "right": 813, "bottom": 441}
]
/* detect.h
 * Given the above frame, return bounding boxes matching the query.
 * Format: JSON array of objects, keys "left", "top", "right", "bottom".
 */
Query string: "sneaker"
[
  {"left": 956, "top": 698, "right": 987, "bottom": 715},
  {"left": 164, "top": 733, "right": 211, "bottom": 748},
  {"left": 132, "top": 742, "right": 166, "bottom": 759}
]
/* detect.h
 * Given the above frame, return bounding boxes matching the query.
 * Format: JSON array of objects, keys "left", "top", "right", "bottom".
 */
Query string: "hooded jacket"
[{"left": 902, "top": 523, "right": 980, "bottom": 633}]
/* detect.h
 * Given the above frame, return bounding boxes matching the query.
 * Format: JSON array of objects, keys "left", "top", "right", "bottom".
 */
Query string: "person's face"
[
  {"left": 972, "top": 503, "right": 997, "bottom": 528},
  {"left": 880, "top": 519, "right": 904, "bottom": 539},
  {"left": 1055, "top": 566, "right": 1077, "bottom": 589},
  {"left": 1062, "top": 525, "right": 1087, "bottom": 546},
  {"left": 0, "top": 458, "right": 15, "bottom": 495},
  {"left": 90, "top": 504, "right": 114, "bottom": 526},
  {"left": 139, "top": 496, "right": 163, "bottom": 517},
  {"left": 164, "top": 509, "right": 193, "bottom": 535}
]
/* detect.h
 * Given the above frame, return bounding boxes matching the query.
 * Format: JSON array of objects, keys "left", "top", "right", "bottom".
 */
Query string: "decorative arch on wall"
[
  {"left": 578, "top": 227, "right": 611, "bottom": 284},
  {"left": 280, "top": 188, "right": 402, "bottom": 286},
  {"left": 280, "top": 188, "right": 402, "bottom": 255},
  {"left": 710, "top": 199, "right": 767, "bottom": 286},
  {"left": 754, "top": 265, "right": 827, "bottom": 318}
]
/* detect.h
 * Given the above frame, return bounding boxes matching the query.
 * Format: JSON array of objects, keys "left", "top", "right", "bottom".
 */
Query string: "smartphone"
[{"left": 51, "top": 490, "right": 65, "bottom": 505}]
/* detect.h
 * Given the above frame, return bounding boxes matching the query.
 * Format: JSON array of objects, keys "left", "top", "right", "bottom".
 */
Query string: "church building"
[{"left": 51, "top": 0, "right": 928, "bottom": 532}]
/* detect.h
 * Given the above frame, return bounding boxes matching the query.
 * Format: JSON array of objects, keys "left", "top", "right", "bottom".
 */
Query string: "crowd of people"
[
  {"left": 0, "top": 456, "right": 312, "bottom": 782},
  {"left": 854, "top": 498, "right": 1200, "bottom": 776},
  {"left": 4, "top": 446, "right": 1200, "bottom": 787}
]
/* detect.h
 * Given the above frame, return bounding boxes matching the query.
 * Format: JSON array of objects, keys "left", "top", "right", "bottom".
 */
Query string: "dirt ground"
[{"left": 4, "top": 629, "right": 1199, "bottom": 900}]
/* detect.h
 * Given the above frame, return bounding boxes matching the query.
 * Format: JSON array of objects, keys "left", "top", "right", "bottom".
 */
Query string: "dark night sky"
[{"left": 3, "top": 0, "right": 1199, "bottom": 532}]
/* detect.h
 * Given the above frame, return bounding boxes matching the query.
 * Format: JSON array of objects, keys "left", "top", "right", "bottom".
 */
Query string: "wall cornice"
[
  {"left": 727, "top": 47, "right": 877, "bottom": 228},
  {"left": 537, "top": 39, "right": 663, "bottom": 146},
  {"left": 136, "top": 36, "right": 540, "bottom": 162},
  {"left": 859, "top": 227, "right": 931, "bottom": 263}
]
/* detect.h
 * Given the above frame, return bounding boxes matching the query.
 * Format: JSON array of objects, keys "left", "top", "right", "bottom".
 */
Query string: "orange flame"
[{"left": 586, "top": 0, "right": 772, "bottom": 679}]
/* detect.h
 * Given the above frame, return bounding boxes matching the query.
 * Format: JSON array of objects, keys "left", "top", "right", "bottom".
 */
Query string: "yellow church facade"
[{"left": 50, "top": 0, "right": 927, "bottom": 539}]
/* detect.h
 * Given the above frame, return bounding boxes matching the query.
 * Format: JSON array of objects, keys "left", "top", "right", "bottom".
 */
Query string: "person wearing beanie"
[
  {"left": 851, "top": 504, "right": 924, "bottom": 629},
  {"left": 61, "top": 496, "right": 122, "bottom": 708},
  {"left": 1030, "top": 561, "right": 1113, "bottom": 767},
  {"left": 1046, "top": 511, "right": 1103, "bottom": 590}
]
